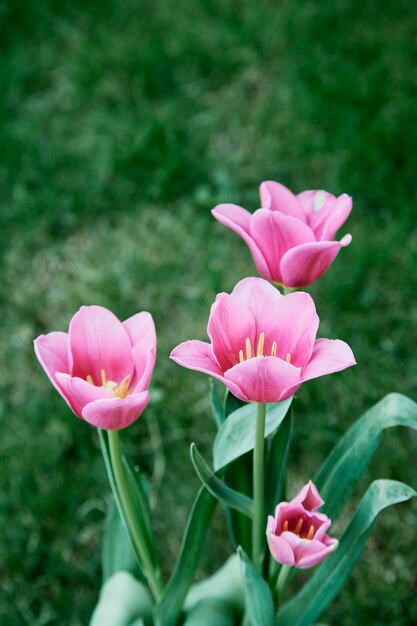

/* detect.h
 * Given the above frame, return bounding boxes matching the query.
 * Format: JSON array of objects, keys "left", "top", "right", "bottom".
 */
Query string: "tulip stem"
[
  {"left": 276, "top": 564, "right": 291, "bottom": 600},
  {"left": 107, "top": 429, "right": 163, "bottom": 601},
  {"left": 252, "top": 402, "right": 267, "bottom": 572}
]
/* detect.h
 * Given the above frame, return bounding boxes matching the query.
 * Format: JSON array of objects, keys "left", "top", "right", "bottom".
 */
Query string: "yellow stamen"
[
  {"left": 245, "top": 337, "right": 252, "bottom": 360},
  {"left": 257, "top": 332, "right": 265, "bottom": 357},
  {"left": 286, "top": 353, "right": 291, "bottom": 364},
  {"left": 271, "top": 341, "right": 277, "bottom": 357},
  {"left": 283, "top": 520, "right": 289, "bottom": 532},
  {"left": 101, "top": 369, "right": 107, "bottom": 386},
  {"left": 86, "top": 374, "right": 94, "bottom": 385},
  {"left": 294, "top": 518, "right": 303, "bottom": 535},
  {"left": 115, "top": 374, "right": 131, "bottom": 399},
  {"left": 307, "top": 525, "right": 315, "bottom": 540},
  {"left": 239, "top": 349, "right": 244, "bottom": 363}
]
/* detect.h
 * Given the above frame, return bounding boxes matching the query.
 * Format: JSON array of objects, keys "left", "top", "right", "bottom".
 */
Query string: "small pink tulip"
[
  {"left": 170, "top": 277, "right": 355, "bottom": 403},
  {"left": 267, "top": 481, "right": 338, "bottom": 569},
  {"left": 34, "top": 306, "right": 156, "bottom": 430},
  {"left": 212, "top": 181, "right": 352, "bottom": 288}
]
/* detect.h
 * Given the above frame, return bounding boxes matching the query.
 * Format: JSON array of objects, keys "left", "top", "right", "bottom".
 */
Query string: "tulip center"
[
  {"left": 282, "top": 516, "right": 316, "bottom": 540},
  {"left": 86, "top": 369, "right": 131, "bottom": 399},
  {"left": 238, "top": 332, "right": 291, "bottom": 365}
]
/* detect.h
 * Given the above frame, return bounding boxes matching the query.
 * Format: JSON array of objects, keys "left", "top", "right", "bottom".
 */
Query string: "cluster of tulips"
[{"left": 35, "top": 182, "right": 417, "bottom": 626}]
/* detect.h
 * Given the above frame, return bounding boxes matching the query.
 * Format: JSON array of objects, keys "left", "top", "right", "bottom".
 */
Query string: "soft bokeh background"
[{"left": 2, "top": 0, "right": 417, "bottom": 623}]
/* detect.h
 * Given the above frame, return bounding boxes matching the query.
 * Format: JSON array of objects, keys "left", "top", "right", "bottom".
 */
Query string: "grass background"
[{"left": 1, "top": 0, "right": 417, "bottom": 623}]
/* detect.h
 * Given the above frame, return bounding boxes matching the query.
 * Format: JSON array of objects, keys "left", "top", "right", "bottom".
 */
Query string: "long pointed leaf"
[
  {"left": 238, "top": 547, "right": 275, "bottom": 626},
  {"left": 190, "top": 443, "right": 253, "bottom": 517},
  {"left": 315, "top": 393, "right": 417, "bottom": 520},
  {"left": 214, "top": 399, "right": 292, "bottom": 471},
  {"left": 277, "top": 479, "right": 416, "bottom": 626},
  {"left": 155, "top": 488, "right": 217, "bottom": 626},
  {"left": 210, "top": 380, "right": 225, "bottom": 428},
  {"left": 102, "top": 498, "right": 144, "bottom": 583}
]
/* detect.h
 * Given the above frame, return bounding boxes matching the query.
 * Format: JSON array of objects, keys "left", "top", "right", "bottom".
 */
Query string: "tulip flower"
[
  {"left": 170, "top": 277, "right": 355, "bottom": 403},
  {"left": 267, "top": 481, "right": 338, "bottom": 569},
  {"left": 212, "top": 181, "right": 352, "bottom": 288},
  {"left": 34, "top": 306, "right": 156, "bottom": 430}
]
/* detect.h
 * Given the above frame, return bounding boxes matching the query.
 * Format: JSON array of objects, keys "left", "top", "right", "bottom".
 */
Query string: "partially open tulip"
[
  {"left": 267, "top": 481, "right": 338, "bottom": 569},
  {"left": 212, "top": 181, "right": 352, "bottom": 288},
  {"left": 170, "top": 277, "right": 355, "bottom": 403},
  {"left": 34, "top": 306, "right": 156, "bottom": 430}
]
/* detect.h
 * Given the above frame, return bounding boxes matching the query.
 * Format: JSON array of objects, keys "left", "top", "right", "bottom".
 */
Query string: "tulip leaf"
[
  {"left": 182, "top": 599, "right": 236, "bottom": 626},
  {"left": 224, "top": 390, "right": 245, "bottom": 419},
  {"left": 102, "top": 497, "right": 144, "bottom": 583},
  {"left": 277, "top": 479, "right": 416, "bottom": 626},
  {"left": 190, "top": 443, "right": 253, "bottom": 518},
  {"left": 210, "top": 379, "right": 225, "bottom": 428},
  {"left": 314, "top": 393, "right": 417, "bottom": 521},
  {"left": 89, "top": 571, "right": 152, "bottom": 626},
  {"left": 265, "top": 407, "right": 293, "bottom": 516},
  {"left": 237, "top": 547, "right": 275, "bottom": 626},
  {"left": 155, "top": 487, "right": 217, "bottom": 626},
  {"left": 213, "top": 398, "right": 292, "bottom": 471}
]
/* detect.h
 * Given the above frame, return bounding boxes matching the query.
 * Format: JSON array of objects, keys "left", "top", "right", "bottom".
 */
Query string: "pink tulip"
[
  {"left": 212, "top": 181, "right": 352, "bottom": 288},
  {"left": 34, "top": 306, "right": 156, "bottom": 430},
  {"left": 170, "top": 277, "right": 355, "bottom": 403},
  {"left": 267, "top": 481, "right": 338, "bottom": 569}
]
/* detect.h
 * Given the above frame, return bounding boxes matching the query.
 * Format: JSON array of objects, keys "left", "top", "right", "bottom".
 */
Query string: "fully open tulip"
[
  {"left": 267, "top": 481, "right": 338, "bottom": 569},
  {"left": 34, "top": 306, "right": 156, "bottom": 430},
  {"left": 212, "top": 181, "right": 352, "bottom": 288},
  {"left": 170, "top": 277, "right": 355, "bottom": 403}
]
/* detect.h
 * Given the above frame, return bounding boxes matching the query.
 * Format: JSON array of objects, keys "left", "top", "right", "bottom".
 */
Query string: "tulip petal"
[
  {"left": 250, "top": 210, "right": 315, "bottom": 283},
  {"left": 295, "top": 538, "right": 338, "bottom": 569},
  {"left": 82, "top": 391, "right": 150, "bottom": 430},
  {"left": 280, "top": 234, "right": 352, "bottom": 288},
  {"left": 301, "top": 338, "right": 356, "bottom": 382},
  {"left": 260, "top": 181, "right": 306, "bottom": 221},
  {"left": 131, "top": 339, "right": 156, "bottom": 393},
  {"left": 267, "top": 533, "right": 296, "bottom": 566},
  {"left": 170, "top": 340, "right": 245, "bottom": 399},
  {"left": 290, "top": 480, "right": 324, "bottom": 511},
  {"left": 34, "top": 332, "right": 71, "bottom": 393},
  {"left": 55, "top": 373, "right": 110, "bottom": 417},
  {"left": 320, "top": 194, "right": 352, "bottom": 241},
  {"left": 212, "top": 204, "right": 271, "bottom": 279},
  {"left": 224, "top": 356, "right": 301, "bottom": 403},
  {"left": 69, "top": 306, "right": 133, "bottom": 385},
  {"left": 123, "top": 311, "right": 156, "bottom": 347}
]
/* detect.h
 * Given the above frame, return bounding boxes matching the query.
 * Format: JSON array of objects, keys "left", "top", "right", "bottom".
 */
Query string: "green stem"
[
  {"left": 276, "top": 564, "right": 291, "bottom": 603},
  {"left": 107, "top": 429, "right": 163, "bottom": 601},
  {"left": 252, "top": 402, "right": 267, "bottom": 572},
  {"left": 283, "top": 286, "right": 295, "bottom": 295}
]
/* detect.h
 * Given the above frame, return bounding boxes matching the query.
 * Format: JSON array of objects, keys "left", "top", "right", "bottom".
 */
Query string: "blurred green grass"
[{"left": 1, "top": 0, "right": 417, "bottom": 623}]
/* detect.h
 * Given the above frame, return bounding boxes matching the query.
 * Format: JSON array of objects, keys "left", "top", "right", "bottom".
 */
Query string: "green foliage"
[
  {"left": 238, "top": 547, "right": 275, "bottom": 626},
  {"left": 89, "top": 571, "right": 152, "bottom": 626},
  {"left": 102, "top": 498, "right": 143, "bottom": 583}
]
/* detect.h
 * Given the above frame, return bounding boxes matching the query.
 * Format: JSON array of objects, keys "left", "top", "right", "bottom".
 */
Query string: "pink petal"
[
  {"left": 34, "top": 332, "right": 71, "bottom": 393},
  {"left": 82, "top": 391, "right": 150, "bottom": 430},
  {"left": 131, "top": 339, "right": 156, "bottom": 392},
  {"left": 69, "top": 306, "right": 133, "bottom": 385},
  {"left": 290, "top": 480, "right": 324, "bottom": 511},
  {"left": 224, "top": 356, "right": 301, "bottom": 403},
  {"left": 280, "top": 234, "right": 352, "bottom": 287},
  {"left": 319, "top": 194, "right": 352, "bottom": 241},
  {"left": 295, "top": 538, "right": 338, "bottom": 569},
  {"left": 212, "top": 204, "right": 271, "bottom": 279},
  {"left": 55, "top": 373, "right": 110, "bottom": 417},
  {"left": 250, "top": 210, "right": 315, "bottom": 283},
  {"left": 301, "top": 338, "right": 356, "bottom": 383},
  {"left": 267, "top": 533, "right": 296, "bottom": 566},
  {"left": 297, "top": 190, "right": 337, "bottom": 235},
  {"left": 123, "top": 311, "right": 156, "bottom": 347},
  {"left": 170, "top": 340, "right": 246, "bottom": 400},
  {"left": 260, "top": 181, "right": 306, "bottom": 221}
]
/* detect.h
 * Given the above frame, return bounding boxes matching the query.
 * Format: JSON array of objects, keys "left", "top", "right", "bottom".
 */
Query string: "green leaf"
[
  {"left": 224, "top": 390, "right": 245, "bottom": 419},
  {"left": 277, "top": 479, "right": 417, "bottom": 626},
  {"left": 190, "top": 443, "right": 253, "bottom": 517},
  {"left": 210, "top": 379, "right": 225, "bottom": 428},
  {"left": 89, "top": 571, "right": 152, "bottom": 626},
  {"left": 213, "top": 398, "right": 292, "bottom": 471},
  {"left": 155, "top": 488, "right": 217, "bottom": 626},
  {"left": 102, "top": 497, "right": 144, "bottom": 583},
  {"left": 238, "top": 547, "right": 275, "bottom": 626},
  {"left": 315, "top": 393, "right": 417, "bottom": 521},
  {"left": 224, "top": 454, "right": 253, "bottom": 553},
  {"left": 182, "top": 599, "right": 236, "bottom": 626},
  {"left": 265, "top": 408, "right": 293, "bottom": 516}
]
